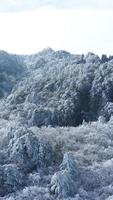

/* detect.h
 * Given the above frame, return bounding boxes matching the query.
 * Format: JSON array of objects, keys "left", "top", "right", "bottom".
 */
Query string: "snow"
[{"left": 0, "top": 48, "right": 113, "bottom": 199}]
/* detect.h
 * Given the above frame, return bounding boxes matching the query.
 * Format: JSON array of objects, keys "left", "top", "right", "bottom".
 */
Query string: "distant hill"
[{"left": 0, "top": 48, "right": 113, "bottom": 126}]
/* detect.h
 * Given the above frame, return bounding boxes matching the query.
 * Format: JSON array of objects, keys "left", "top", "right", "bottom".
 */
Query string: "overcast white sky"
[{"left": 0, "top": 0, "right": 113, "bottom": 55}]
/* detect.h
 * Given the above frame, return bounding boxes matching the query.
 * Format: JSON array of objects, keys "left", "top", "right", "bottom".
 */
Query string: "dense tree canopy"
[
  {"left": 0, "top": 48, "right": 113, "bottom": 126},
  {"left": 0, "top": 49, "right": 113, "bottom": 199}
]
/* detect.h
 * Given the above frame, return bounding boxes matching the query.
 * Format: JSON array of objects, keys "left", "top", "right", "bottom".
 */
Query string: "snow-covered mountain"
[
  {"left": 0, "top": 48, "right": 113, "bottom": 126},
  {"left": 1, "top": 48, "right": 113, "bottom": 200},
  {"left": 0, "top": 50, "right": 25, "bottom": 98}
]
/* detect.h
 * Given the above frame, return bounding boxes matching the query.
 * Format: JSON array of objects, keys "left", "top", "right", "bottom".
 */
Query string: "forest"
[{"left": 0, "top": 48, "right": 113, "bottom": 199}]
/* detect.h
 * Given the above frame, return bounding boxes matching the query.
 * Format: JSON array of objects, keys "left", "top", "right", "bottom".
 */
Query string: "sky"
[{"left": 0, "top": 0, "right": 113, "bottom": 55}]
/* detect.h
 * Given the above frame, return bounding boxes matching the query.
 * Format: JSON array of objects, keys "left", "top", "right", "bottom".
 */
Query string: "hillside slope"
[
  {"left": 0, "top": 49, "right": 113, "bottom": 199},
  {"left": 0, "top": 48, "right": 113, "bottom": 127}
]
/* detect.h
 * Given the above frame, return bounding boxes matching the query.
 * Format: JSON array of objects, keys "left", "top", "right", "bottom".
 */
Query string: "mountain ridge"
[{"left": 0, "top": 48, "right": 113, "bottom": 127}]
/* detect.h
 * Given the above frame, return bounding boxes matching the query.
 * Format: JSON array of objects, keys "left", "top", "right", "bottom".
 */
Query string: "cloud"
[
  {"left": 0, "top": 0, "right": 113, "bottom": 12},
  {"left": 0, "top": 7, "right": 113, "bottom": 55}
]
